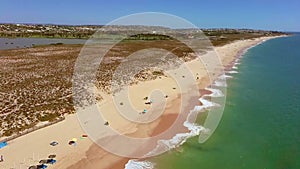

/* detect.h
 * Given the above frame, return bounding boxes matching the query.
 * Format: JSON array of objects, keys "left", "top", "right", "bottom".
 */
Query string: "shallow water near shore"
[
  {"left": 0, "top": 37, "right": 86, "bottom": 50},
  {"left": 150, "top": 34, "right": 300, "bottom": 169}
]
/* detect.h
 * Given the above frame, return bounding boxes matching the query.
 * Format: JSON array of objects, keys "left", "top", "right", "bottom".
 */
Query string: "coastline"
[
  {"left": 110, "top": 35, "right": 284, "bottom": 169},
  {"left": 0, "top": 35, "right": 283, "bottom": 169}
]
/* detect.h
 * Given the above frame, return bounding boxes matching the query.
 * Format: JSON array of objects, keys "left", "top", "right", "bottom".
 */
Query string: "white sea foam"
[
  {"left": 199, "top": 98, "right": 218, "bottom": 108},
  {"left": 142, "top": 121, "right": 205, "bottom": 161},
  {"left": 232, "top": 66, "right": 238, "bottom": 69},
  {"left": 125, "top": 86, "right": 225, "bottom": 169},
  {"left": 205, "top": 88, "right": 224, "bottom": 97},
  {"left": 219, "top": 74, "right": 233, "bottom": 80},
  {"left": 218, "top": 74, "right": 233, "bottom": 80},
  {"left": 213, "top": 80, "right": 227, "bottom": 87},
  {"left": 152, "top": 96, "right": 218, "bottom": 151},
  {"left": 157, "top": 122, "right": 205, "bottom": 150},
  {"left": 227, "top": 70, "right": 238, "bottom": 74},
  {"left": 125, "top": 160, "right": 154, "bottom": 169},
  {"left": 141, "top": 95, "right": 217, "bottom": 159}
]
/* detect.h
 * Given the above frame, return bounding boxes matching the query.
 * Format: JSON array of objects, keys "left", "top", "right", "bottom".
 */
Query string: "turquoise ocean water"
[{"left": 152, "top": 34, "right": 300, "bottom": 169}]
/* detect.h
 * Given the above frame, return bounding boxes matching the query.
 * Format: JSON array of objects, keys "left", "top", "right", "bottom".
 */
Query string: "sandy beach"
[{"left": 0, "top": 36, "right": 280, "bottom": 169}]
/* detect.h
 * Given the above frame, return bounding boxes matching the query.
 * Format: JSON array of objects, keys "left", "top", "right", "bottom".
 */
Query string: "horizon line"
[{"left": 0, "top": 22, "right": 294, "bottom": 32}]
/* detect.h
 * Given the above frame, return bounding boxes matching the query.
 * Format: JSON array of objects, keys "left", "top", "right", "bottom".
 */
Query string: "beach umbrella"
[{"left": 72, "top": 138, "right": 77, "bottom": 142}]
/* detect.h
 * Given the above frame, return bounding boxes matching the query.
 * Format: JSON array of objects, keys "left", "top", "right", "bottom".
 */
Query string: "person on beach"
[{"left": 0, "top": 155, "right": 3, "bottom": 162}]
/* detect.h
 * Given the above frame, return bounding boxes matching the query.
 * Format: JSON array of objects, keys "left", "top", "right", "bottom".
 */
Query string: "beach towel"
[{"left": 0, "top": 142, "right": 7, "bottom": 149}]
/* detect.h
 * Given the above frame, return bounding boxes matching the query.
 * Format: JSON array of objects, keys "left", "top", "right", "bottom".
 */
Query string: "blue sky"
[{"left": 0, "top": 0, "right": 299, "bottom": 31}]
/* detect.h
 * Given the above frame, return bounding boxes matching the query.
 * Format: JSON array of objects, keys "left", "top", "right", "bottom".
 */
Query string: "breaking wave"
[
  {"left": 213, "top": 80, "right": 227, "bottom": 87},
  {"left": 232, "top": 66, "right": 238, "bottom": 69},
  {"left": 218, "top": 74, "right": 233, "bottom": 80},
  {"left": 125, "top": 80, "right": 225, "bottom": 169},
  {"left": 205, "top": 88, "right": 224, "bottom": 97},
  {"left": 125, "top": 160, "right": 155, "bottom": 169},
  {"left": 227, "top": 70, "right": 238, "bottom": 74}
]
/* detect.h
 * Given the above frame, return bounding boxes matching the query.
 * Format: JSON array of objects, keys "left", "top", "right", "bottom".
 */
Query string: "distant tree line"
[{"left": 125, "top": 33, "right": 174, "bottom": 40}]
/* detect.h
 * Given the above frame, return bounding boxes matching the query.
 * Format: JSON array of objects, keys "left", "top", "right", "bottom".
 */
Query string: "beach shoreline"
[
  {"left": 105, "top": 35, "right": 285, "bottom": 169},
  {"left": 0, "top": 35, "right": 283, "bottom": 169}
]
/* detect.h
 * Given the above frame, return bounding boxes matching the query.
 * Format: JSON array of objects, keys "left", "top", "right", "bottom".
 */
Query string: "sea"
[{"left": 126, "top": 34, "right": 300, "bottom": 169}]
